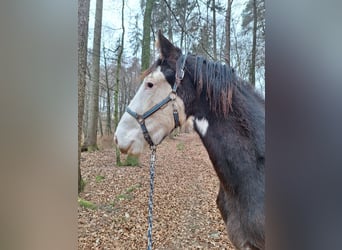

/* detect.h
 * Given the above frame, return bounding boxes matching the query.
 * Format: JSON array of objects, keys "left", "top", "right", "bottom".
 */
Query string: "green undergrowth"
[
  {"left": 176, "top": 142, "right": 185, "bottom": 151},
  {"left": 113, "top": 183, "right": 142, "bottom": 204},
  {"left": 116, "top": 193, "right": 132, "bottom": 201},
  {"left": 126, "top": 183, "right": 141, "bottom": 193},
  {"left": 95, "top": 175, "right": 105, "bottom": 182},
  {"left": 87, "top": 145, "right": 99, "bottom": 152},
  {"left": 79, "top": 183, "right": 142, "bottom": 211},
  {"left": 118, "top": 155, "right": 139, "bottom": 167},
  {"left": 78, "top": 197, "right": 97, "bottom": 210}
]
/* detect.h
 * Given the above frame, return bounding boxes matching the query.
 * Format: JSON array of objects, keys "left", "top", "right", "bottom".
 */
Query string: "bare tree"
[
  {"left": 241, "top": 0, "right": 265, "bottom": 87},
  {"left": 141, "top": 0, "right": 154, "bottom": 71},
  {"left": 250, "top": 0, "right": 257, "bottom": 86},
  {"left": 84, "top": 0, "right": 103, "bottom": 150},
  {"left": 78, "top": 0, "right": 90, "bottom": 193},
  {"left": 114, "top": 0, "right": 125, "bottom": 165},
  {"left": 166, "top": 0, "right": 173, "bottom": 42},
  {"left": 225, "top": 0, "right": 233, "bottom": 65},
  {"left": 212, "top": 0, "right": 217, "bottom": 60},
  {"left": 98, "top": 107, "right": 103, "bottom": 136},
  {"left": 103, "top": 47, "right": 112, "bottom": 135}
]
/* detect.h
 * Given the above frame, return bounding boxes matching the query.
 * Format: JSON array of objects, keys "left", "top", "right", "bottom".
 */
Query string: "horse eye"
[{"left": 147, "top": 82, "right": 154, "bottom": 88}]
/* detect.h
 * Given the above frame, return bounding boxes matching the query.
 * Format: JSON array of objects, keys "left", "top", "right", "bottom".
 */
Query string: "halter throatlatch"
[{"left": 126, "top": 54, "right": 187, "bottom": 148}]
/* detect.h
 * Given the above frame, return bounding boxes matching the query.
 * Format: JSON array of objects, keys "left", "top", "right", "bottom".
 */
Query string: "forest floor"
[{"left": 78, "top": 132, "right": 235, "bottom": 249}]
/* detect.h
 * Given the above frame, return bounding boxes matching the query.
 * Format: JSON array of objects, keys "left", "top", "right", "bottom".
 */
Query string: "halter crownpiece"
[
  {"left": 174, "top": 52, "right": 187, "bottom": 91},
  {"left": 126, "top": 53, "right": 187, "bottom": 148}
]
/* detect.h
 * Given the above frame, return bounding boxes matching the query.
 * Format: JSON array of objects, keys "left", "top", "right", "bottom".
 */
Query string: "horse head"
[{"left": 114, "top": 31, "right": 189, "bottom": 156}]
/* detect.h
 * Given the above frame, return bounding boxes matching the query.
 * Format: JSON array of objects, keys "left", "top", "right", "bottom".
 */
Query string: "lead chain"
[{"left": 147, "top": 145, "right": 156, "bottom": 250}]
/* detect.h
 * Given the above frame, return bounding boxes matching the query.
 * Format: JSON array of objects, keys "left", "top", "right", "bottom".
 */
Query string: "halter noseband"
[{"left": 126, "top": 54, "right": 187, "bottom": 148}]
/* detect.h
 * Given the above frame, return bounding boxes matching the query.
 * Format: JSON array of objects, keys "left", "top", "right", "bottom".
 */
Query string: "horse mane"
[{"left": 193, "top": 56, "right": 235, "bottom": 117}]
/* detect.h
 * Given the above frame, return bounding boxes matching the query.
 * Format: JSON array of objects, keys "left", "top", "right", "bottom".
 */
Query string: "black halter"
[{"left": 126, "top": 54, "right": 187, "bottom": 147}]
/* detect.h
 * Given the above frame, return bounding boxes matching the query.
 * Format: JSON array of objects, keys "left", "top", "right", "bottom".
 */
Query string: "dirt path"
[{"left": 78, "top": 132, "right": 234, "bottom": 249}]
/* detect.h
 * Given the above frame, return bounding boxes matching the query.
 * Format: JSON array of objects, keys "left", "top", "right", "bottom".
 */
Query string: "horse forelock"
[
  {"left": 140, "top": 59, "right": 161, "bottom": 80},
  {"left": 141, "top": 56, "right": 180, "bottom": 81}
]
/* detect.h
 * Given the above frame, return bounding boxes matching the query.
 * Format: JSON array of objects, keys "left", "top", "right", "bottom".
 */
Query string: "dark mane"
[
  {"left": 191, "top": 55, "right": 264, "bottom": 118},
  {"left": 193, "top": 56, "right": 236, "bottom": 117}
]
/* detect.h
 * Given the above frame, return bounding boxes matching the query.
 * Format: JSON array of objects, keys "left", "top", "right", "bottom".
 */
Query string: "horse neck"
[{"left": 190, "top": 82, "right": 265, "bottom": 193}]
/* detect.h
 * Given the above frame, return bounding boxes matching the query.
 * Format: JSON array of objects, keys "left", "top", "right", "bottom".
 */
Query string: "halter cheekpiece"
[{"left": 126, "top": 54, "right": 187, "bottom": 148}]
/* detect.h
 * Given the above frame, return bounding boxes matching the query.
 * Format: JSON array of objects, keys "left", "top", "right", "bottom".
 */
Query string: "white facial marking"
[{"left": 195, "top": 117, "right": 209, "bottom": 137}]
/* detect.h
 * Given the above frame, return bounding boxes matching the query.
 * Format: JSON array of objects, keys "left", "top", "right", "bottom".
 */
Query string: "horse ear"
[{"left": 156, "top": 30, "right": 181, "bottom": 60}]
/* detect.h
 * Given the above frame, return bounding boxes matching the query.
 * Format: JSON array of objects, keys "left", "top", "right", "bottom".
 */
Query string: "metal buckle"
[
  {"left": 169, "top": 92, "right": 176, "bottom": 100},
  {"left": 138, "top": 116, "right": 144, "bottom": 124},
  {"left": 178, "top": 69, "right": 185, "bottom": 80}
]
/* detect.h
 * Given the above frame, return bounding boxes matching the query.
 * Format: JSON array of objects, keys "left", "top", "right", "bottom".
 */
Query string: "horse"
[{"left": 114, "top": 31, "right": 265, "bottom": 250}]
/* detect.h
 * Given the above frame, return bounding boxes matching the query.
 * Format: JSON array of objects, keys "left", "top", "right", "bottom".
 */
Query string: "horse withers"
[{"left": 114, "top": 31, "right": 265, "bottom": 250}]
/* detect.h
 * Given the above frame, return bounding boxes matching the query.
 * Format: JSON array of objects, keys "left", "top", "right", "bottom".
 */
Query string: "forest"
[{"left": 78, "top": 0, "right": 265, "bottom": 248}]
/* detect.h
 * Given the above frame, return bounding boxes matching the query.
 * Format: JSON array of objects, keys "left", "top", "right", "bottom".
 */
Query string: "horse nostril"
[{"left": 114, "top": 135, "right": 118, "bottom": 145}]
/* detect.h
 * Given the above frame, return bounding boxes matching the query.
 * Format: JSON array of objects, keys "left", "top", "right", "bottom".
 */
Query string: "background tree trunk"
[
  {"left": 232, "top": 19, "right": 241, "bottom": 75},
  {"left": 114, "top": 0, "right": 125, "bottom": 165},
  {"left": 78, "top": 0, "right": 90, "bottom": 193},
  {"left": 212, "top": 0, "right": 217, "bottom": 60},
  {"left": 167, "top": 0, "right": 173, "bottom": 42},
  {"left": 98, "top": 113, "right": 103, "bottom": 136},
  {"left": 249, "top": 0, "right": 257, "bottom": 86},
  {"left": 103, "top": 47, "right": 112, "bottom": 135},
  {"left": 141, "top": 0, "right": 154, "bottom": 71},
  {"left": 84, "top": 0, "right": 103, "bottom": 150},
  {"left": 225, "top": 0, "right": 233, "bottom": 65},
  {"left": 82, "top": 90, "right": 89, "bottom": 140}
]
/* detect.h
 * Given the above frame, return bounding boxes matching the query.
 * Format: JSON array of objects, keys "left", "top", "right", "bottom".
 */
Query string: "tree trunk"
[
  {"left": 103, "top": 47, "right": 112, "bottom": 135},
  {"left": 225, "top": 0, "right": 233, "bottom": 65},
  {"left": 179, "top": 0, "right": 188, "bottom": 50},
  {"left": 78, "top": 0, "right": 90, "bottom": 193},
  {"left": 141, "top": 0, "right": 154, "bottom": 71},
  {"left": 114, "top": 0, "right": 125, "bottom": 165},
  {"left": 167, "top": 0, "right": 173, "bottom": 42},
  {"left": 232, "top": 20, "right": 242, "bottom": 76},
  {"left": 212, "top": 0, "right": 217, "bottom": 60},
  {"left": 249, "top": 0, "right": 257, "bottom": 86},
  {"left": 82, "top": 91, "right": 88, "bottom": 140},
  {"left": 98, "top": 113, "right": 103, "bottom": 137},
  {"left": 84, "top": 0, "right": 103, "bottom": 150}
]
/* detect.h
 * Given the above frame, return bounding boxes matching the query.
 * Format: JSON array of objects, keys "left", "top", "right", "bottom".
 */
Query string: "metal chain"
[{"left": 147, "top": 145, "right": 156, "bottom": 250}]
